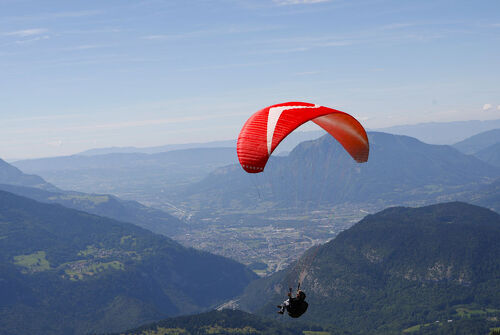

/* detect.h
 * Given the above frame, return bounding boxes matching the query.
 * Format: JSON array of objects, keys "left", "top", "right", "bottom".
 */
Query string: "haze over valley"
[{"left": 7, "top": 126, "right": 500, "bottom": 274}]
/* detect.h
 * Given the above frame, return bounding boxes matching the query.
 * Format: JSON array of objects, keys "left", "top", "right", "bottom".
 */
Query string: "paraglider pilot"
[{"left": 277, "top": 287, "right": 308, "bottom": 318}]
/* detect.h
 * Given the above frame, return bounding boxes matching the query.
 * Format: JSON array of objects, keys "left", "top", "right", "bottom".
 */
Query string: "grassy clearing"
[
  {"left": 90, "top": 260, "right": 123, "bottom": 272},
  {"left": 121, "top": 235, "right": 131, "bottom": 244},
  {"left": 403, "top": 323, "right": 435, "bottom": 333},
  {"left": 78, "top": 245, "right": 99, "bottom": 256},
  {"left": 456, "top": 307, "right": 486, "bottom": 317},
  {"left": 13, "top": 250, "right": 50, "bottom": 272},
  {"left": 404, "top": 306, "right": 500, "bottom": 333},
  {"left": 120, "top": 235, "right": 138, "bottom": 248},
  {"left": 120, "top": 327, "right": 188, "bottom": 335},
  {"left": 203, "top": 325, "right": 259, "bottom": 334},
  {"left": 455, "top": 307, "right": 500, "bottom": 318},
  {"left": 402, "top": 324, "right": 421, "bottom": 333},
  {"left": 53, "top": 194, "right": 110, "bottom": 205},
  {"left": 64, "top": 260, "right": 124, "bottom": 280}
]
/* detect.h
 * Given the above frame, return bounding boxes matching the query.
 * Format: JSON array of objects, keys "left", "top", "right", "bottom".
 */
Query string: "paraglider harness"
[{"left": 278, "top": 284, "right": 308, "bottom": 318}]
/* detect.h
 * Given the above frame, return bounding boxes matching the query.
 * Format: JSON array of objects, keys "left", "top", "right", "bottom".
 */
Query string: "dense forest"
[{"left": 238, "top": 202, "right": 500, "bottom": 334}]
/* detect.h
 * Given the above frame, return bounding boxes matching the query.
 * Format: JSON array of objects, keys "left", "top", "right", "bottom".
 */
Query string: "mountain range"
[
  {"left": 20, "top": 119, "right": 500, "bottom": 161},
  {"left": 179, "top": 132, "right": 499, "bottom": 215},
  {"left": 12, "top": 131, "right": 325, "bottom": 207},
  {"left": 12, "top": 131, "right": 500, "bottom": 220},
  {"left": 377, "top": 119, "right": 500, "bottom": 145},
  {"left": 0, "top": 158, "right": 186, "bottom": 237},
  {"left": 77, "top": 130, "right": 325, "bottom": 157},
  {"left": 12, "top": 148, "right": 238, "bottom": 200},
  {"left": 0, "top": 190, "right": 257, "bottom": 335},
  {"left": 78, "top": 139, "right": 237, "bottom": 156}
]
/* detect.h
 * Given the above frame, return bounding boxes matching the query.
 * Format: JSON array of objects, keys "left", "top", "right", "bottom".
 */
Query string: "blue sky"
[{"left": 1, "top": 0, "right": 499, "bottom": 159}]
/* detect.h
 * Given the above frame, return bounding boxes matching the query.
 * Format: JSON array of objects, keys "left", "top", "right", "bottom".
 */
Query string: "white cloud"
[
  {"left": 243, "top": 34, "right": 355, "bottom": 56},
  {"left": 177, "top": 61, "right": 278, "bottom": 72},
  {"left": 143, "top": 32, "right": 202, "bottom": 40},
  {"left": 318, "top": 40, "right": 354, "bottom": 47},
  {"left": 143, "top": 25, "right": 282, "bottom": 41},
  {"left": 15, "top": 35, "right": 50, "bottom": 44},
  {"left": 3, "top": 28, "right": 48, "bottom": 37},
  {"left": 47, "top": 140, "right": 63, "bottom": 147},
  {"left": 48, "top": 10, "right": 103, "bottom": 19},
  {"left": 381, "top": 23, "right": 419, "bottom": 30},
  {"left": 63, "top": 28, "right": 122, "bottom": 35},
  {"left": 483, "top": 103, "right": 492, "bottom": 111},
  {"left": 356, "top": 116, "right": 371, "bottom": 122},
  {"left": 1, "top": 114, "right": 87, "bottom": 125},
  {"left": 497, "top": 105, "right": 500, "bottom": 111},
  {"left": 63, "top": 44, "right": 103, "bottom": 51},
  {"left": 293, "top": 71, "right": 320, "bottom": 76},
  {"left": 6, "top": 10, "right": 103, "bottom": 22},
  {"left": 274, "top": 0, "right": 330, "bottom": 4},
  {"left": 246, "top": 46, "right": 310, "bottom": 55}
]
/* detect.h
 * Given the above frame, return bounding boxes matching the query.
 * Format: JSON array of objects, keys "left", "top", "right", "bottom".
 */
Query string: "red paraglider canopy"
[{"left": 237, "top": 102, "right": 369, "bottom": 173}]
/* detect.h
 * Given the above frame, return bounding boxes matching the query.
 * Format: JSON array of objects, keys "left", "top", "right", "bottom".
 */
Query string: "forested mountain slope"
[
  {"left": 0, "top": 190, "right": 257, "bottom": 335},
  {"left": 237, "top": 202, "right": 500, "bottom": 334},
  {"left": 474, "top": 142, "right": 500, "bottom": 167},
  {"left": 453, "top": 129, "right": 500, "bottom": 154},
  {"left": 377, "top": 119, "right": 500, "bottom": 145},
  {"left": 0, "top": 158, "right": 57, "bottom": 191}
]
